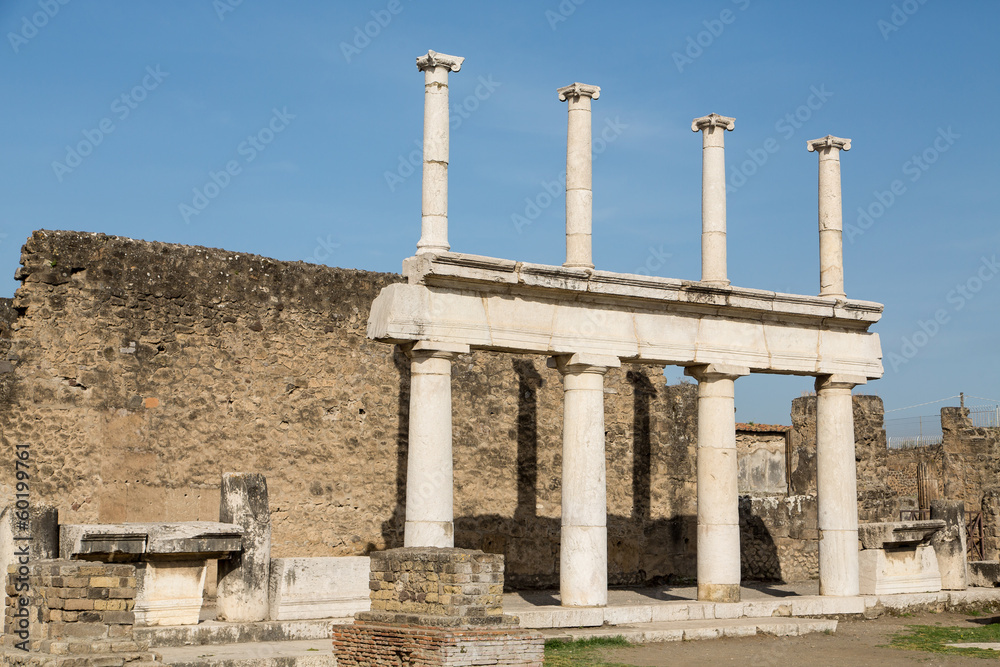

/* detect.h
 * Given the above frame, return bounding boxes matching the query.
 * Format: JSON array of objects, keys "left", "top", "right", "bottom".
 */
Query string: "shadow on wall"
[{"left": 380, "top": 354, "right": 785, "bottom": 590}]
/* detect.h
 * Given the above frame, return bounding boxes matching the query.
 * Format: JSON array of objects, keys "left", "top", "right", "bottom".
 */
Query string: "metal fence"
[
  {"left": 885, "top": 414, "right": 942, "bottom": 449},
  {"left": 970, "top": 405, "right": 1000, "bottom": 428}
]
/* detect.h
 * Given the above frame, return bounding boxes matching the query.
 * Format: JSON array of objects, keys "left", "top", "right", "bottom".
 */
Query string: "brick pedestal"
[
  {"left": 2, "top": 559, "right": 163, "bottom": 666},
  {"left": 333, "top": 548, "right": 542, "bottom": 666}
]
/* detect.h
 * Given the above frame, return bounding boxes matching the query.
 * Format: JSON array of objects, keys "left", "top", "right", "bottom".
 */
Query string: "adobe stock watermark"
[
  {"left": 340, "top": 0, "right": 408, "bottom": 63},
  {"left": 511, "top": 116, "right": 628, "bottom": 234},
  {"left": 7, "top": 0, "right": 71, "bottom": 54},
  {"left": 878, "top": 0, "right": 930, "bottom": 40},
  {"left": 672, "top": 0, "right": 751, "bottom": 73},
  {"left": 844, "top": 126, "right": 958, "bottom": 243},
  {"left": 178, "top": 107, "right": 295, "bottom": 224},
  {"left": 384, "top": 74, "right": 502, "bottom": 192},
  {"left": 726, "top": 84, "right": 833, "bottom": 194},
  {"left": 213, "top": 0, "right": 244, "bottom": 21},
  {"left": 51, "top": 66, "right": 169, "bottom": 182},
  {"left": 632, "top": 245, "right": 673, "bottom": 277},
  {"left": 303, "top": 234, "right": 340, "bottom": 264},
  {"left": 545, "top": 0, "right": 585, "bottom": 30},
  {"left": 887, "top": 254, "right": 998, "bottom": 373}
]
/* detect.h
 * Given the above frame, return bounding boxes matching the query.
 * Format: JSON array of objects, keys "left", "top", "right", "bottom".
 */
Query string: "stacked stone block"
[
  {"left": 333, "top": 547, "right": 543, "bottom": 666},
  {"left": 2, "top": 559, "right": 162, "bottom": 666}
]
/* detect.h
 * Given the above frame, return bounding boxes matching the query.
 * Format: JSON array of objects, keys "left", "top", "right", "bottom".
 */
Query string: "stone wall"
[
  {"left": 0, "top": 231, "right": 707, "bottom": 589},
  {"left": 2, "top": 559, "right": 161, "bottom": 665},
  {"left": 0, "top": 230, "right": 915, "bottom": 589},
  {"left": 883, "top": 445, "right": 944, "bottom": 509},
  {"left": 940, "top": 408, "right": 1000, "bottom": 559}
]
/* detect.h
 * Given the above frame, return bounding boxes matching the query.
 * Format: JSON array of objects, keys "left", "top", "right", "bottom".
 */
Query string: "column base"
[
  {"left": 697, "top": 583, "right": 740, "bottom": 603},
  {"left": 560, "top": 525, "right": 607, "bottom": 607},
  {"left": 404, "top": 521, "right": 454, "bottom": 548}
]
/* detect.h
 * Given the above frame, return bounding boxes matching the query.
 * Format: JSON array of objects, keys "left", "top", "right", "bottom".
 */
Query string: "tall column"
[
  {"left": 685, "top": 363, "right": 749, "bottom": 602},
  {"left": 404, "top": 340, "right": 470, "bottom": 547},
  {"left": 807, "top": 135, "right": 851, "bottom": 299},
  {"left": 557, "top": 83, "right": 601, "bottom": 269},
  {"left": 815, "top": 374, "right": 865, "bottom": 596},
  {"left": 416, "top": 50, "right": 464, "bottom": 255},
  {"left": 692, "top": 113, "right": 735, "bottom": 286},
  {"left": 549, "top": 353, "right": 619, "bottom": 606}
]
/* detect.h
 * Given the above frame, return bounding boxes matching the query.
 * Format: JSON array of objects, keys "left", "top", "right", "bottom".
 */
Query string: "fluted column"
[
  {"left": 816, "top": 373, "right": 865, "bottom": 596},
  {"left": 558, "top": 82, "right": 601, "bottom": 269},
  {"left": 549, "top": 353, "right": 619, "bottom": 606},
  {"left": 807, "top": 135, "right": 851, "bottom": 299},
  {"left": 692, "top": 113, "right": 735, "bottom": 286},
  {"left": 416, "top": 50, "right": 464, "bottom": 255},
  {"left": 685, "top": 363, "right": 749, "bottom": 602},
  {"left": 404, "top": 340, "right": 469, "bottom": 547}
]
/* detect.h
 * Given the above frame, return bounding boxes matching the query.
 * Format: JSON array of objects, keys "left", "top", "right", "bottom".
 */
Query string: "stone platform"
[{"left": 504, "top": 581, "right": 1000, "bottom": 629}]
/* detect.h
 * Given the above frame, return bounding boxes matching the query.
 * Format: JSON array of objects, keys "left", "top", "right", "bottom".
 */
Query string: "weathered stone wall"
[
  {"left": 940, "top": 408, "right": 1000, "bottom": 559},
  {"left": 735, "top": 426, "right": 788, "bottom": 495},
  {"left": 883, "top": 445, "right": 944, "bottom": 509},
  {"left": 791, "top": 394, "right": 898, "bottom": 524},
  {"left": 0, "top": 231, "right": 900, "bottom": 589},
  {"left": 0, "top": 231, "right": 706, "bottom": 589}
]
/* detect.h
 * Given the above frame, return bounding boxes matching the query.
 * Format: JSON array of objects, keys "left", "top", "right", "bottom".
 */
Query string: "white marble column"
[
  {"left": 807, "top": 135, "right": 851, "bottom": 299},
  {"left": 557, "top": 83, "right": 601, "bottom": 269},
  {"left": 404, "top": 340, "right": 470, "bottom": 547},
  {"left": 685, "top": 363, "right": 749, "bottom": 602},
  {"left": 416, "top": 50, "right": 464, "bottom": 255},
  {"left": 815, "top": 374, "right": 865, "bottom": 596},
  {"left": 549, "top": 353, "right": 619, "bottom": 606},
  {"left": 692, "top": 114, "right": 735, "bottom": 286}
]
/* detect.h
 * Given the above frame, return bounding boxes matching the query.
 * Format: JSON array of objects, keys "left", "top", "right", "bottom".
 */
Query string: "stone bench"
[{"left": 59, "top": 522, "right": 243, "bottom": 627}]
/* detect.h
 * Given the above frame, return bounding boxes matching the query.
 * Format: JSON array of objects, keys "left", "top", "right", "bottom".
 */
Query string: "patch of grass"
[
  {"left": 544, "top": 636, "right": 636, "bottom": 667},
  {"left": 889, "top": 620, "right": 1000, "bottom": 659}
]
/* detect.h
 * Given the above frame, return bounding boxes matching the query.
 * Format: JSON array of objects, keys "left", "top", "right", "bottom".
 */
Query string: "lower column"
[
  {"left": 816, "top": 374, "right": 865, "bottom": 596},
  {"left": 685, "top": 364, "right": 749, "bottom": 603},
  {"left": 550, "top": 353, "right": 620, "bottom": 607},
  {"left": 404, "top": 341, "right": 470, "bottom": 548}
]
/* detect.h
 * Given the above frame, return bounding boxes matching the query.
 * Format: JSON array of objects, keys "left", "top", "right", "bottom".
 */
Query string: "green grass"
[
  {"left": 889, "top": 619, "right": 1000, "bottom": 659},
  {"left": 544, "top": 636, "right": 636, "bottom": 667}
]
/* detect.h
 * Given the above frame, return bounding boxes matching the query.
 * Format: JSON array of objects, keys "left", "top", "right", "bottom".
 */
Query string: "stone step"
[
  {"left": 541, "top": 616, "right": 837, "bottom": 643},
  {"left": 509, "top": 595, "right": 866, "bottom": 629},
  {"left": 154, "top": 639, "right": 334, "bottom": 667},
  {"left": 136, "top": 619, "right": 346, "bottom": 648}
]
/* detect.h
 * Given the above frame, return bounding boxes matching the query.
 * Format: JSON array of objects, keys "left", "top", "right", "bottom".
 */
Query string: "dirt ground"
[{"left": 597, "top": 611, "right": 1000, "bottom": 666}]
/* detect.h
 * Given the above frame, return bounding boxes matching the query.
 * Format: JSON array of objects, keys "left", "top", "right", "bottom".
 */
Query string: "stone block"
[
  {"left": 859, "top": 545, "right": 942, "bottom": 595},
  {"left": 968, "top": 561, "right": 1000, "bottom": 588},
  {"left": 134, "top": 561, "right": 206, "bottom": 627},
  {"left": 930, "top": 500, "right": 968, "bottom": 590},
  {"left": 217, "top": 473, "right": 271, "bottom": 623},
  {"left": 267, "top": 556, "right": 371, "bottom": 621}
]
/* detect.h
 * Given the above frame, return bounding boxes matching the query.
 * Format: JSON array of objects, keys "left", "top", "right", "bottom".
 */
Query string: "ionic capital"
[
  {"left": 403, "top": 340, "right": 470, "bottom": 360},
  {"left": 807, "top": 135, "right": 851, "bottom": 154},
  {"left": 691, "top": 113, "right": 735, "bottom": 133},
  {"left": 416, "top": 50, "right": 465, "bottom": 73},
  {"left": 684, "top": 363, "right": 749, "bottom": 382},
  {"left": 547, "top": 352, "right": 619, "bottom": 375},
  {"left": 557, "top": 82, "right": 601, "bottom": 102},
  {"left": 815, "top": 374, "right": 867, "bottom": 392}
]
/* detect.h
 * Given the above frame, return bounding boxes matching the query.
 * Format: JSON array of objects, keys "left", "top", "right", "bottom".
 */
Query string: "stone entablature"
[{"left": 370, "top": 252, "right": 883, "bottom": 378}]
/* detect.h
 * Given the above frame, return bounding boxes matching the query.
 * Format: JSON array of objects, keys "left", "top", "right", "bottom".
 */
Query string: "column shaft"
[
  {"left": 816, "top": 375, "right": 862, "bottom": 596},
  {"left": 692, "top": 114, "right": 734, "bottom": 286},
  {"left": 552, "top": 354, "right": 617, "bottom": 607},
  {"left": 558, "top": 83, "right": 600, "bottom": 269},
  {"left": 686, "top": 364, "right": 747, "bottom": 603},
  {"left": 416, "top": 51, "right": 464, "bottom": 255},
  {"left": 808, "top": 135, "right": 851, "bottom": 298},
  {"left": 404, "top": 345, "right": 464, "bottom": 547}
]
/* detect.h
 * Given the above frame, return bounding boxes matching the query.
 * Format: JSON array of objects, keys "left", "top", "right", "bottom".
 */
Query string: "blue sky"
[{"left": 2, "top": 1, "right": 998, "bottom": 425}]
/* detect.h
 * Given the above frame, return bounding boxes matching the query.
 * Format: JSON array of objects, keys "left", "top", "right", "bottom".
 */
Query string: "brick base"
[{"left": 332, "top": 620, "right": 544, "bottom": 667}]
